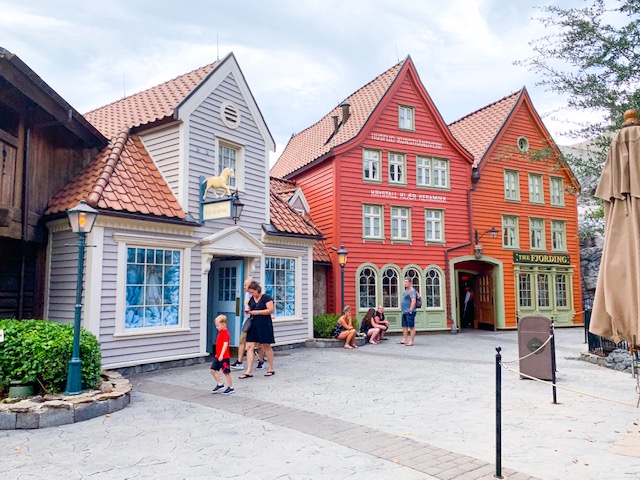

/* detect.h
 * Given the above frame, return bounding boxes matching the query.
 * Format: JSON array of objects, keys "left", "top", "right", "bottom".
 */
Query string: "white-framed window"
[
  {"left": 518, "top": 272, "right": 532, "bottom": 308},
  {"left": 424, "top": 268, "right": 442, "bottom": 308},
  {"left": 502, "top": 215, "right": 519, "bottom": 248},
  {"left": 504, "top": 170, "right": 520, "bottom": 201},
  {"left": 382, "top": 267, "right": 400, "bottom": 308},
  {"left": 264, "top": 256, "right": 299, "bottom": 318},
  {"left": 358, "top": 266, "right": 377, "bottom": 310},
  {"left": 391, "top": 206, "right": 411, "bottom": 241},
  {"left": 217, "top": 140, "right": 241, "bottom": 190},
  {"left": 555, "top": 274, "right": 568, "bottom": 308},
  {"left": 113, "top": 233, "right": 196, "bottom": 336},
  {"left": 550, "top": 177, "right": 565, "bottom": 206},
  {"left": 417, "top": 156, "right": 449, "bottom": 189},
  {"left": 425, "top": 209, "right": 444, "bottom": 242},
  {"left": 528, "top": 173, "right": 544, "bottom": 204},
  {"left": 363, "top": 204, "right": 383, "bottom": 239},
  {"left": 529, "top": 218, "right": 545, "bottom": 250},
  {"left": 398, "top": 105, "right": 415, "bottom": 131},
  {"left": 537, "top": 271, "right": 551, "bottom": 308},
  {"left": 388, "top": 152, "right": 406, "bottom": 185},
  {"left": 363, "top": 149, "right": 381, "bottom": 182},
  {"left": 551, "top": 220, "right": 566, "bottom": 251}
]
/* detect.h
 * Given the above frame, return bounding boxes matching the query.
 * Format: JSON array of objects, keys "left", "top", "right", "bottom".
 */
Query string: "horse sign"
[{"left": 202, "top": 167, "right": 234, "bottom": 199}]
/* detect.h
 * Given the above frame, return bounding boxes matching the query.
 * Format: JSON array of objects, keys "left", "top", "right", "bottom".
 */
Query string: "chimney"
[
  {"left": 332, "top": 115, "right": 339, "bottom": 134},
  {"left": 340, "top": 102, "right": 350, "bottom": 124}
]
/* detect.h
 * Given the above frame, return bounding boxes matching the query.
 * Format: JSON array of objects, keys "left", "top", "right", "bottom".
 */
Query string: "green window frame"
[
  {"left": 363, "top": 148, "right": 381, "bottom": 182},
  {"left": 528, "top": 173, "right": 544, "bottom": 204},
  {"left": 391, "top": 206, "right": 411, "bottom": 241},
  {"left": 388, "top": 152, "right": 406, "bottom": 185},
  {"left": 504, "top": 169, "right": 520, "bottom": 201},
  {"left": 529, "top": 218, "right": 545, "bottom": 251},
  {"left": 398, "top": 105, "right": 415, "bottom": 131},
  {"left": 551, "top": 220, "right": 567, "bottom": 251},
  {"left": 416, "top": 156, "right": 449, "bottom": 189},
  {"left": 502, "top": 215, "right": 519, "bottom": 249},
  {"left": 550, "top": 177, "right": 565, "bottom": 206},
  {"left": 362, "top": 204, "right": 383, "bottom": 239},
  {"left": 425, "top": 209, "right": 444, "bottom": 242}
]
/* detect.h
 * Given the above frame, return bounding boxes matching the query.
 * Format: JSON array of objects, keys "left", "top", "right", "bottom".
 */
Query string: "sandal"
[
  {"left": 239, "top": 373, "right": 253, "bottom": 379},
  {"left": 264, "top": 371, "right": 275, "bottom": 377}
]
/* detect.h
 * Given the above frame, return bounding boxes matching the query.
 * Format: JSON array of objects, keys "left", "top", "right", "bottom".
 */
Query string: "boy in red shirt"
[{"left": 211, "top": 315, "right": 234, "bottom": 395}]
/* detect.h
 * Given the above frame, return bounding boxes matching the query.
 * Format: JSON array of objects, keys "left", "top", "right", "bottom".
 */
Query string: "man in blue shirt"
[{"left": 399, "top": 277, "right": 417, "bottom": 345}]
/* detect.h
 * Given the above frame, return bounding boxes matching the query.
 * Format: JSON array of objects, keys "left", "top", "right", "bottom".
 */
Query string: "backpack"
[{"left": 415, "top": 291, "right": 422, "bottom": 309}]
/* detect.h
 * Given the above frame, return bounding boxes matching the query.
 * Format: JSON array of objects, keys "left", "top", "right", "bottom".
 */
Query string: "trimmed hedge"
[
  {"left": 313, "top": 313, "right": 340, "bottom": 339},
  {"left": 0, "top": 319, "right": 102, "bottom": 394}
]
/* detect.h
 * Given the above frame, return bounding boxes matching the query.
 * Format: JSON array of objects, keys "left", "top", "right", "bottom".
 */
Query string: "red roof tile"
[
  {"left": 312, "top": 239, "right": 332, "bottom": 264},
  {"left": 271, "top": 60, "right": 405, "bottom": 178},
  {"left": 47, "top": 132, "right": 186, "bottom": 220},
  {"left": 268, "top": 178, "right": 322, "bottom": 238},
  {"left": 84, "top": 62, "right": 219, "bottom": 139},
  {"left": 448, "top": 90, "right": 522, "bottom": 167}
]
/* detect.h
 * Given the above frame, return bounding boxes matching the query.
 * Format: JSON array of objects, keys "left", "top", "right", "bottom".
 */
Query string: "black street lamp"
[
  {"left": 474, "top": 227, "right": 499, "bottom": 259},
  {"left": 231, "top": 191, "right": 245, "bottom": 224},
  {"left": 64, "top": 200, "right": 98, "bottom": 395},
  {"left": 336, "top": 244, "right": 348, "bottom": 313}
]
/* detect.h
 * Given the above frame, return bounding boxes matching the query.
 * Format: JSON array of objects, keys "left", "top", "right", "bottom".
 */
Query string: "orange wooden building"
[
  {"left": 272, "top": 56, "right": 474, "bottom": 331},
  {"left": 449, "top": 88, "right": 582, "bottom": 329}
]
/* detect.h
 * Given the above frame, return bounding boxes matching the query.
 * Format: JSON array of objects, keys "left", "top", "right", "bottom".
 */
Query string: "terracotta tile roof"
[
  {"left": 313, "top": 239, "right": 332, "bottom": 264},
  {"left": 448, "top": 90, "right": 522, "bottom": 167},
  {"left": 268, "top": 178, "right": 322, "bottom": 238},
  {"left": 269, "top": 176, "right": 298, "bottom": 202},
  {"left": 84, "top": 62, "right": 219, "bottom": 139},
  {"left": 271, "top": 60, "right": 405, "bottom": 178},
  {"left": 46, "top": 131, "right": 186, "bottom": 220}
]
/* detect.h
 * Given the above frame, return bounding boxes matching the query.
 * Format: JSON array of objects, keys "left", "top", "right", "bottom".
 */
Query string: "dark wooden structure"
[{"left": 0, "top": 47, "right": 106, "bottom": 319}]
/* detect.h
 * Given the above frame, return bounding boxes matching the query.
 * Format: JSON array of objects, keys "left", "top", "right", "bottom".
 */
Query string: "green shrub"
[
  {"left": 0, "top": 319, "right": 102, "bottom": 394},
  {"left": 313, "top": 313, "right": 340, "bottom": 338}
]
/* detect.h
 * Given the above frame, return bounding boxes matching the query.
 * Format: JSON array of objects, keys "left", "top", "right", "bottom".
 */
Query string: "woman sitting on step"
[
  {"left": 360, "top": 307, "right": 382, "bottom": 344},
  {"left": 333, "top": 305, "right": 358, "bottom": 349}
]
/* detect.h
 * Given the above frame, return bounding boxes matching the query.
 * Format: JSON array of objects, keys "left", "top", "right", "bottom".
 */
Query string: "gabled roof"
[
  {"left": 269, "top": 176, "right": 298, "bottom": 202},
  {"left": 448, "top": 90, "right": 522, "bottom": 168},
  {"left": 84, "top": 62, "right": 219, "bottom": 140},
  {"left": 267, "top": 178, "right": 323, "bottom": 238},
  {"left": 46, "top": 131, "right": 187, "bottom": 220},
  {"left": 271, "top": 59, "right": 405, "bottom": 178}
]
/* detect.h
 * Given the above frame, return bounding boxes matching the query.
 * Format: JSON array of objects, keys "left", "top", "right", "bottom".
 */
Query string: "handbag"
[{"left": 242, "top": 315, "right": 253, "bottom": 333}]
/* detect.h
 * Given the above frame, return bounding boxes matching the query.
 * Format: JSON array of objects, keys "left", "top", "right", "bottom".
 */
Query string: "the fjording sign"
[
  {"left": 202, "top": 199, "right": 232, "bottom": 222},
  {"left": 514, "top": 252, "right": 570, "bottom": 265}
]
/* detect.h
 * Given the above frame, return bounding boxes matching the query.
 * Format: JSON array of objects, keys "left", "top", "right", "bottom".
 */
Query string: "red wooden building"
[
  {"left": 449, "top": 88, "right": 582, "bottom": 329},
  {"left": 271, "top": 56, "right": 474, "bottom": 331}
]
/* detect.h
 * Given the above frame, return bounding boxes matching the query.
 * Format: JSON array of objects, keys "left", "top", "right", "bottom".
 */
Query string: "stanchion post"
[
  {"left": 495, "top": 346, "right": 503, "bottom": 479},
  {"left": 550, "top": 321, "right": 557, "bottom": 404}
]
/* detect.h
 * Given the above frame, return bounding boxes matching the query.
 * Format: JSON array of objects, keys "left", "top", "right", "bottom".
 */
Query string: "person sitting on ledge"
[
  {"left": 360, "top": 307, "right": 382, "bottom": 344},
  {"left": 333, "top": 305, "right": 358, "bottom": 349}
]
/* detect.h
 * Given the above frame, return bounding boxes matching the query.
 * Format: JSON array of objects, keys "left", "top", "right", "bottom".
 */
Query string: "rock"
[{"left": 99, "top": 382, "right": 113, "bottom": 393}]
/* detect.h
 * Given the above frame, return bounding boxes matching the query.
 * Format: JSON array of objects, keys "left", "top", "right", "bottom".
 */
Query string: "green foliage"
[
  {"left": 313, "top": 313, "right": 340, "bottom": 339},
  {"left": 0, "top": 319, "right": 102, "bottom": 394}
]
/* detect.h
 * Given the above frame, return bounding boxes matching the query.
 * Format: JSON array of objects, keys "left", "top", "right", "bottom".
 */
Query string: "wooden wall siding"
[
  {"left": 47, "top": 230, "right": 85, "bottom": 323},
  {"left": 187, "top": 73, "right": 267, "bottom": 238},
  {"left": 473, "top": 104, "right": 582, "bottom": 327},
  {"left": 140, "top": 125, "right": 181, "bottom": 197}
]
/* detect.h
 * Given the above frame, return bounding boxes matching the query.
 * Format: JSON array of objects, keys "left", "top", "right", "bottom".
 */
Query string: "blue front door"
[{"left": 208, "top": 260, "right": 244, "bottom": 352}]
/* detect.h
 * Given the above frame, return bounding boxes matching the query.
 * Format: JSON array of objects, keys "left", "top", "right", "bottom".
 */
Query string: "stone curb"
[
  {"left": 0, "top": 371, "right": 131, "bottom": 430},
  {"left": 305, "top": 337, "right": 367, "bottom": 348}
]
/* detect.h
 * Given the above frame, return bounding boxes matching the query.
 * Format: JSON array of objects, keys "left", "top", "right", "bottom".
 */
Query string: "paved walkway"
[{"left": 1, "top": 328, "right": 639, "bottom": 479}]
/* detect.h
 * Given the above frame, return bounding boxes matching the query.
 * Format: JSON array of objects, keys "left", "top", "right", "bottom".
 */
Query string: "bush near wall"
[
  {"left": 314, "top": 313, "right": 363, "bottom": 339},
  {"left": 0, "top": 319, "right": 102, "bottom": 394}
]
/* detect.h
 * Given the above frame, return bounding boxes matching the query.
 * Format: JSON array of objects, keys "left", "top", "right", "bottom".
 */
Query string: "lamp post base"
[{"left": 64, "top": 358, "right": 83, "bottom": 396}]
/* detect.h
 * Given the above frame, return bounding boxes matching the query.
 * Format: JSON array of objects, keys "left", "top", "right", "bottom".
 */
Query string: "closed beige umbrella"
[{"left": 590, "top": 110, "right": 640, "bottom": 344}]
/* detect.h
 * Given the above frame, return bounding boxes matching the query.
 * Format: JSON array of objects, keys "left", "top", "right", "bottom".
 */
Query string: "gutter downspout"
[{"left": 444, "top": 166, "right": 480, "bottom": 334}]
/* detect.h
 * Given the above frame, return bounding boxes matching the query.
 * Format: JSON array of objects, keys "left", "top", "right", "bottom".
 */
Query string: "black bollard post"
[
  {"left": 550, "top": 321, "right": 557, "bottom": 404},
  {"left": 495, "top": 346, "right": 503, "bottom": 479}
]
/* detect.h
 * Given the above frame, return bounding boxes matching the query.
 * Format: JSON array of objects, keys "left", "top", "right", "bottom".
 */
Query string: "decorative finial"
[{"left": 622, "top": 109, "right": 640, "bottom": 126}]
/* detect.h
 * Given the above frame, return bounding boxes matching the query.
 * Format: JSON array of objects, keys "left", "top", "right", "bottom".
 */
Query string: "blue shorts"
[{"left": 401, "top": 311, "right": 416, "bottom": 328}]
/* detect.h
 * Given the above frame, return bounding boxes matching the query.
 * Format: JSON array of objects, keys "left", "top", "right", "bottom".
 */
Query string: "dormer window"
[{"left": 399, "top": 105, "right": 415, "bottom": 131}]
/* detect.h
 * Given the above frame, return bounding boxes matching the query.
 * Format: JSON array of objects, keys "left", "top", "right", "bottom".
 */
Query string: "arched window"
[
  {"left": 405, "top": 268, "right": 420, "bottom": 293},
  {"left": 359, "top": 267, "right": 377, "bottom": 309},
  {"left": 382, "top": 267, "right": 399, "bottom": 308},
  {"left": 425, "top": 268, "right": 441, "bottom": 308}
]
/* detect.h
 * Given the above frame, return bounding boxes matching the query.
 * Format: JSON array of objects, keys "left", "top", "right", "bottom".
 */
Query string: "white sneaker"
[{"left": 230, "top": 361, "right": 243, "bottom": 370}]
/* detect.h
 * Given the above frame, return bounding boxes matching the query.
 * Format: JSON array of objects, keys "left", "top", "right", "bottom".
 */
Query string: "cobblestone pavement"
[{"left": 1, "top": 328, "right": 639, "bottom": 479}]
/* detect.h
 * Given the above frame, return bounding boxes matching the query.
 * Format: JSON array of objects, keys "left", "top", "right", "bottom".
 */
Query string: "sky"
[{"left": 1, "top": 0, "right": 591, "bottom": 164}]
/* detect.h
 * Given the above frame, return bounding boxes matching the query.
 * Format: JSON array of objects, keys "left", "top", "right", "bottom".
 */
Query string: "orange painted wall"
[{"left": 472, "top": 100, "right": 582, "bottom": 327}]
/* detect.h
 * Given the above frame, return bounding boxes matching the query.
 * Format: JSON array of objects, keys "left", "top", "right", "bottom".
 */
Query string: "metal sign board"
[{"left": 514, "top": 252, "right": 570, "bottom": 265}]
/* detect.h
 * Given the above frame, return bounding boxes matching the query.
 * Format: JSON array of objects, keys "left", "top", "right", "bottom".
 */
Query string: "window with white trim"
[
  {"left": 363, "top": 204, "right": 383, "bottom": 239},
  {"left": 417, "top": 156, "right": 449, "bottom": 188},
  {"left": 382, "top": 267, "right": 399, "bottom": 308},
  {"left": 264, "top": 257, "right": 297, "bottom": 317},
  {"left": 391, "top": 206, "right": 410, "bottom": 240},
  {"left": 502, "top": 215, "right": 519, "bottom": 248},
  {"left": 425, "top": 209, "right": 444, "bottom": 242},
  {"left": 518, "top": 272, "right": 532, "bottom": 308},
  {"left": 551, "top": 220, "right": 566, "bottom": 251},
  {"left": 516, "top": 266, "right": 572, "bottom": 316},
  {"left": 528, "top": 173, "right": 544, "bottom": 204},
  {"left": 550, "top": 177, "right": 565, "bottom": 206},
  {"left": 555, "top": 274, "right": 568, "bottom": 308},
  {"left": 504, "top": 170, "right": 520, "bottom": 201},
  {"left": 388, "top": 152, "right": 406, "bottom": 184},
  {"left": 537, "top": 271, "right": 551, "bottom": 308},
  {"left": 359, "top": 267, "right": 377, "bottom": 310},
  {"left": 399, "top": 105, "right": 415, "bottom": 130},
  {"left": 529, "top": 218, "right": 545, "bottom": 250},
  {"left": 218, "top": 142, "right": 238, "bottom": 189},
  {"left": 363, "top": 149, "right": 381, "bottom": 182}
]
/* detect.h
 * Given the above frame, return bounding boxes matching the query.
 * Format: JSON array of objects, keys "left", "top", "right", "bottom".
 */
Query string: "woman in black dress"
[{"left": 240, "top": 281, "right": 275, "bottom": 378}]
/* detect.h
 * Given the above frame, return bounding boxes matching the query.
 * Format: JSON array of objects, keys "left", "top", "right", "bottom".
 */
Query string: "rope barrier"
[
  {"left": 500, "top": 334, "right": 553, "bottom": 364},
  {"left": 500, "top": 363, "right": 640, "bottom": 409}
]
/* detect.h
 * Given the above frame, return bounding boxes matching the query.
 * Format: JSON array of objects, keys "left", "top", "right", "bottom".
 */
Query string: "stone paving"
[{"left": 1, "top": 328, "right": 639, "bottom": 479}]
